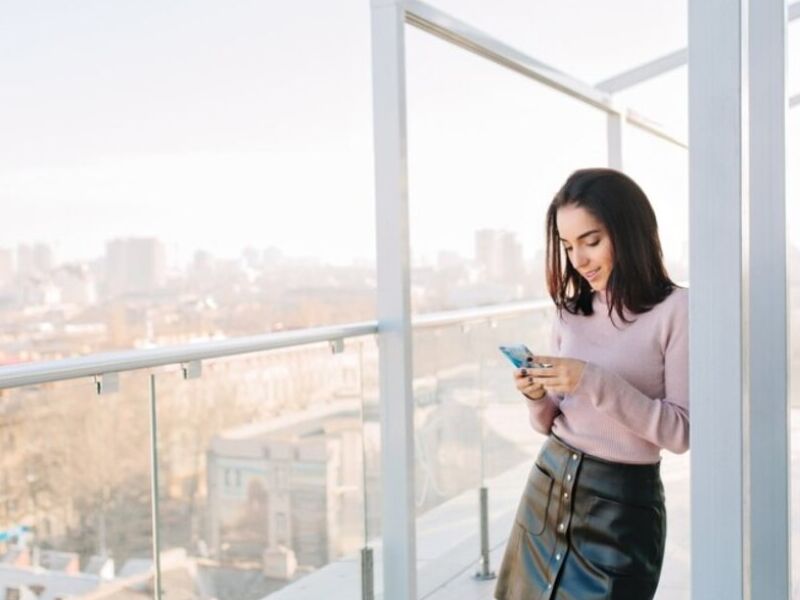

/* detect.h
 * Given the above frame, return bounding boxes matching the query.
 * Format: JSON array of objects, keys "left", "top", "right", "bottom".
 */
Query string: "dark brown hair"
[{"left": 546, "top": 168, "right": 677, "bottom": 324}]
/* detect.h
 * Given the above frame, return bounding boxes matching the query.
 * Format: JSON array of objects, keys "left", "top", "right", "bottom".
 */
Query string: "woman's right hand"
[{"left": 514, "top": 366, "right": 547, "bottom": 401}]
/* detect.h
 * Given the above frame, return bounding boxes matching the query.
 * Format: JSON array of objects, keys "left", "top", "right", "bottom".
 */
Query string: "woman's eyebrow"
[{"left": 560, "top": 229, "right": 601, "bottom": 243}]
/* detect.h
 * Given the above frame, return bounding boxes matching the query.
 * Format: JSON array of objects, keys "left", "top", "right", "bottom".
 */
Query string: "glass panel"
[
  {"left": 0, "top": 372, "right": 154, "bottom": 597},
  {"left": 480, "top": 309, "right": 553, "bottom": 481},
  {"left": 623, "top": 125, "right": 689, "bottom": 283},
  {"left": 412, "top": 322, "right": 482, "bottom": 596},
  {"left": 405, "top": 25, "right": 608, "bottom": 314},
  {"left": 417, "top": 323, "right": 484, "bottom": 511},
  {"left": 0, "top": 1, "right": 376, "bottom": 358},
  {"left": 153, "top": 337, "right": 373, "bottom": 599},
  {"left": 615, "top": 67, "right": 688, "bottom": 140}
]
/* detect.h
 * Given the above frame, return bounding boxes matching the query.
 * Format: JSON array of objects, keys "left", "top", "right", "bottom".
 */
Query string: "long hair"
[{"left": 546, "top": 168, "right": 677, "bottom": 324}]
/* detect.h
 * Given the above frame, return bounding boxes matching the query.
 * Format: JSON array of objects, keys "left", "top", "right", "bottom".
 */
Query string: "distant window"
[
  {"left": 224, "top": 468, "right": 242, "bottom": 488},
  {"left": 276, "top": 467, "right": 288, "bottom": 489},
  {"left": 276, "top": 512, "right": 288, "bottom": 544},
  {"left": 5, "top": 588, "right": 21, "bottom": 600}
]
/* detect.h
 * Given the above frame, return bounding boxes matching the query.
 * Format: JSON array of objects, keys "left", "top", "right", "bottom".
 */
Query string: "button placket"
[{"left": 546, "top": 448, "right": 580, "bottom": 599}]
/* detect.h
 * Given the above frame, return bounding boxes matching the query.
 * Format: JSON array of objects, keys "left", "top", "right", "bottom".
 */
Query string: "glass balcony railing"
[
  {"left": 0, "top": 299, "right": 706, "bottom": 599},
  {"left": 0, "top": 323, "right": 379, "bottom": 600}
]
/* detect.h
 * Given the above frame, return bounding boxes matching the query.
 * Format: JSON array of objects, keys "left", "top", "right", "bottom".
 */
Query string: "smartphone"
[{"left": 498, "top": 344, "right": 553, "bottom": 369}]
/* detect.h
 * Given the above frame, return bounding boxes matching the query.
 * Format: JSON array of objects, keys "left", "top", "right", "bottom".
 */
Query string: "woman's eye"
[
  {"left": 564, "top": 247, "right": 572, "bottom": 253},
  {"left": 587, "top": 241, "right": 600, "bottom": 247}
]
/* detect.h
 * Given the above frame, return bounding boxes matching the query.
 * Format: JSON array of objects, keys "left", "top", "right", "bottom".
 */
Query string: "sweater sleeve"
[
  {"left": 527, "top": 314, "right": 563, "bottom": 435},
  {"left": 570, "top": 295, "right": 689, "bottom": 454}
]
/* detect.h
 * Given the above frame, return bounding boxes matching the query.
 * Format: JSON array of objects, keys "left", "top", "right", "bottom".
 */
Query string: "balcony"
[
  {"left": 1, "top": 0, "right": 799, "bottom": 598},
  {"left": 0, "top": 296, "right": 799, "bottom": 598}
]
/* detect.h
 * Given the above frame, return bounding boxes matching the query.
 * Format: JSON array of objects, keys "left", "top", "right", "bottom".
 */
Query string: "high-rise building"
[
  {"left": 16, "top": 243, "right": 55, "bottom": 279},
  {"left": 0, "top": 248, "right": 14, "bottom": 286},
  {"left": 474, "top": 229, "right": 524, "bottom": 285},
  {"left": 104, "top": 238, "right": 166, "bottom": 297}
]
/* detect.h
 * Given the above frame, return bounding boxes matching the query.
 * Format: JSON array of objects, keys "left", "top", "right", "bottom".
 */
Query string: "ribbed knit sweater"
[{"left": 527, "top": 287, "right": 689, "bottom": 464}]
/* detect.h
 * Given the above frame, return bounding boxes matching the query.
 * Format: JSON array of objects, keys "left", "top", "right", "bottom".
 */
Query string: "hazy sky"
[{"left": 1, "top": 1, "right": 797, "bottom": 266}]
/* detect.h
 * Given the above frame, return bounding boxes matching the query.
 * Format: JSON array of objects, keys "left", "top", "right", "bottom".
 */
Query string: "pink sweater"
[{"left": 527, "top": 287, "right": 689, "bottom": 464}]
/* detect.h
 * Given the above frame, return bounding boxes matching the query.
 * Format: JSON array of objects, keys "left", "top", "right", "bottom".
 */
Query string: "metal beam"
[
  {"left": 689, "top": 0, "right": 746, "bottom": 597},
  {"left": 404, "top": 0, "right": 687, "bottom": 149},
  {"left": 748, "top": 0, "right": 790, "bottom": 597},
  {"left": 607, "top": 112, "right": 625, "bottom": 169},
  {"left": 597, "top": 48, "right": 687, "bottom": 93},
  {"left": 370, "top": 1, "right": 417, "bottom": 598},
  {"left": 598, "top": 0, "right": 800, "bottom": 92},
  {"left": 0, "top": 299, "right": 558, "bottom": 390},
  {"left": 0, "top": 321, "right": 378, "bottom": 389}
]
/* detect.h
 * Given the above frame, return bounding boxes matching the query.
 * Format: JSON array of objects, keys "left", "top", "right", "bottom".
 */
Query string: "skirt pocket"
[
  {"left": 576, "top": 495, "right": 665, "bottom": 577},
  {"left": 514, "top": 463, "right": 554, "bottom": 536}
]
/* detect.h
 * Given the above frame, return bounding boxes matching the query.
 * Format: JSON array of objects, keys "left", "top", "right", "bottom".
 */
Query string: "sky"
[{"left": 1, "top": 1, "right": 797, "bottom": 267}]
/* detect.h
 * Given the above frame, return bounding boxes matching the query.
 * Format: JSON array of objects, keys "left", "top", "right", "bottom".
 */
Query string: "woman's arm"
[
  {"left": 570, "top": 300, "right": 689, "bottom": 453},
  {"left": 526, "top": 392, "right": 561, "bottom": 434}
]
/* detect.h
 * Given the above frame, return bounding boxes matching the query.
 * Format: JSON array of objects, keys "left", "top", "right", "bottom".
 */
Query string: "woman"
[{"left": 494, "top": 168, "right": 688, "bottom": 600}]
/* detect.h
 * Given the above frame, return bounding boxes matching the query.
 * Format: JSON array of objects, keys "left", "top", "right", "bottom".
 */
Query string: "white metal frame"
[
  {"left": 748, "top": 2, "right": 790, "bottom": 597},
  {"left": 3, "top": 1, "right": 790, "bottom": 597},
  {"left": 369, "top": 2, "right": 692, "bottom": 598},
  {"left": 370, "top": 2, "right": 417, "bottom": 598},
  {"left": 689, "top": 0, "right": 791, "bottom": 597},
  {"left": 689, "top": 3, "right": 747, "bottom": 597},
  {"left": 597, "top": 0, "right": 799, "bottom": 97},
  {"left": 370, "top": 1, "right": 794, "bottom": 598}
]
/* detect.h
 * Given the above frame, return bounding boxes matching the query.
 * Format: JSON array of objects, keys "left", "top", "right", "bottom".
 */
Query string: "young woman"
[{"left": 494, "top": 168, "right": 688, "bottom": 600}]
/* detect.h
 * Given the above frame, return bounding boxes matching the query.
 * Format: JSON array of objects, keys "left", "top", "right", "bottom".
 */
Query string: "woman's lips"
[{"left": 585, "top": 268, "right": 600, "bottom": 280}]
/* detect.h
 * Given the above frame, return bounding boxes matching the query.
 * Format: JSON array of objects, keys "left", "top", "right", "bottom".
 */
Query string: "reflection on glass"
[
  {"left": 150, "top": 339, "right": 374, "bottom": 599},
  {"left": 0, "top": 372, "right": 153, "bottom": 598}
]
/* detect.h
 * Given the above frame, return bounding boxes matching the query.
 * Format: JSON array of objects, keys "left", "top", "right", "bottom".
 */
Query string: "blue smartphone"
[{"left": 498, "top": 344, "right": 553, "bottom": 369}]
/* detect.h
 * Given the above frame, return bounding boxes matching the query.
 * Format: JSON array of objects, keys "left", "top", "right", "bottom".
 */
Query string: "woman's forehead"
[{"left": 556, "top": 205, "right": 605, "bottom": 238}]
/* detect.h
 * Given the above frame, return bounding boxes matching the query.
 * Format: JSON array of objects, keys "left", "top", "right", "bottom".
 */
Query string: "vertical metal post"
[
  {"left": 606, "top": 110, "right": 625, "bottom": 170},
  {"left": 358, "top": 341, "right": 375, "bottom": 600},
  {"left": 748, "top": 0, "right": 790, "bottom": 597},
  {"left": 361, "top": 547, "right": 375, "bottom": 600},
  {"left": 474, "top": 487, "right": 496, "bottom": 580},
  {"left": 149, "top": 374, "right": 163, "bottom": 600},
  {"left": 689, "top": 0, "right": 747, "bottom": 598},
  {"left": 473, "top": 323, "right": 495, "bottom": 581},
  {"left": 370, "top": 1, "right": 417, "bottom": 598}
]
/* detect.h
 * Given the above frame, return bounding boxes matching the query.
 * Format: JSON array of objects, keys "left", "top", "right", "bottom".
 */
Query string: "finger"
[{"left": 530, "top": 367, "right": 557, "bottom": 378}]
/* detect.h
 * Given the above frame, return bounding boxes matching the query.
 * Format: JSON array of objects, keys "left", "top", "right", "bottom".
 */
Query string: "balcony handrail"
[
  {"left": 0, "top": 299, "right": 553, "bottom": 390},
  {"left": 404, "top": 0, "right": 688, "bottom": 150}
]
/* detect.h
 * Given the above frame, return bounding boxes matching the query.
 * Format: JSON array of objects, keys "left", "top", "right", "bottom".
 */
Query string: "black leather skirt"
[{"left": 495, "top": 434, "right": 666, "bottom": 600}]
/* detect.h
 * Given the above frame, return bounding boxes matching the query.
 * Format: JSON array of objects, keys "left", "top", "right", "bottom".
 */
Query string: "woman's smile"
[{"left": 584, "top": 268, "right": 600, "bottom": 280}]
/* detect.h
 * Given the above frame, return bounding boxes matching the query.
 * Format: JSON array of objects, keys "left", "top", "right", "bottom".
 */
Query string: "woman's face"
[{"left": 556, "top": 204, "right": 615, "bottom": 292}]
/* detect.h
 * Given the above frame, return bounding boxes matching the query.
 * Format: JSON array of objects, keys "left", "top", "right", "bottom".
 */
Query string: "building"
[
  {"left": 206, "top": 401, "right": 373, "bottom": 576},
  {"left": 474, "top": 229, "right": 524, "bottom": 286},
  {"left": 104, "top": 238, "right": 166, "bottom": 298}
]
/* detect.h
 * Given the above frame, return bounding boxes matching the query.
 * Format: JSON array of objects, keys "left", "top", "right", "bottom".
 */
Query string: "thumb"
[{"left": 531, "top": 354, "right": 556, "bottom": 365}]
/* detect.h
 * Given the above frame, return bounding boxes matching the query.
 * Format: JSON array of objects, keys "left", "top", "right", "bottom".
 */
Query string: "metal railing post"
[{"left": 148, "top": 374, "right": 163, "bottom": 600}]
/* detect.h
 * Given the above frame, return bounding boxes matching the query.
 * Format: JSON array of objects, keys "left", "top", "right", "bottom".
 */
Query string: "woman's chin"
[{"left": 589, "top": 280, "right": 606, "bottom": 292}]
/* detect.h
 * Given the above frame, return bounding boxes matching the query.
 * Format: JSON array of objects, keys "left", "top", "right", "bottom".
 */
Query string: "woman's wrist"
[{"left": 524, "top": 388, "right": 547, "bottom": 401}]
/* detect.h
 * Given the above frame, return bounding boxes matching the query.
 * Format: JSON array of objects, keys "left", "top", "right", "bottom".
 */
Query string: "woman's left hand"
[{"left": 527, "top": 355, "right": 586, "bottom": 395}]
